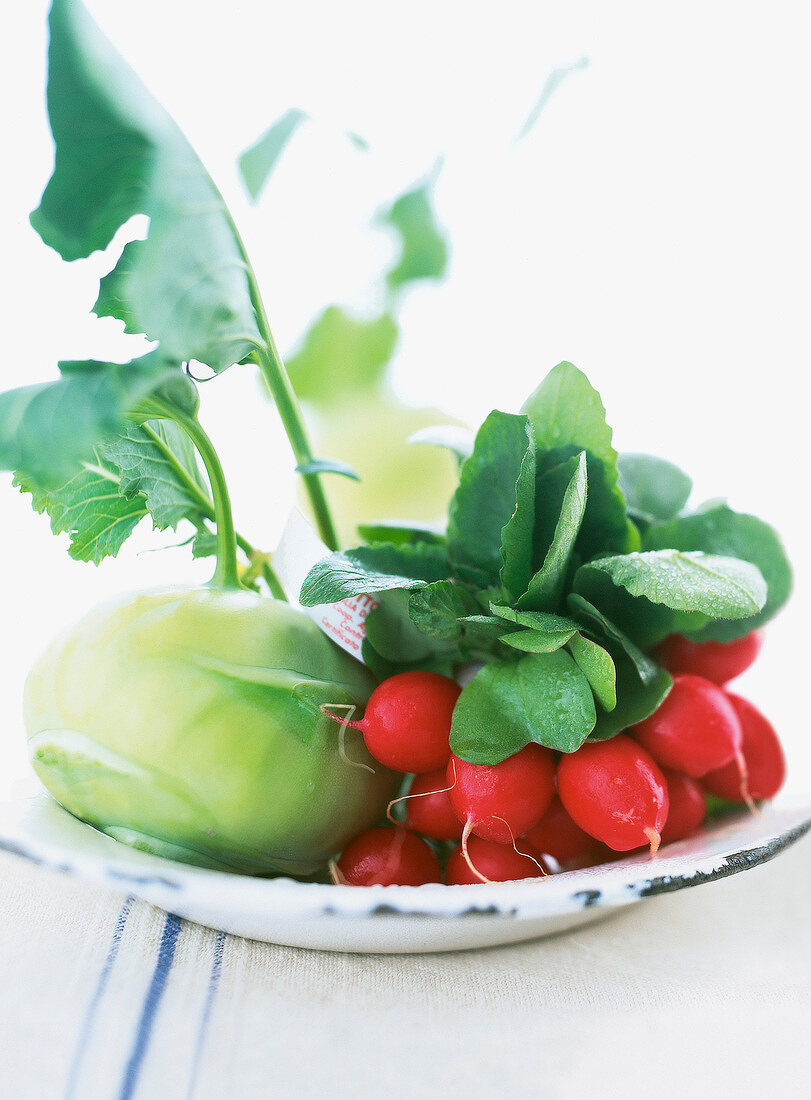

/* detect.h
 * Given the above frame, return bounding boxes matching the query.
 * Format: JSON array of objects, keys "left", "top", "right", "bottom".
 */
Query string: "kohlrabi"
[
  {"left": 25, "top": 590, "right": 391, "bottom": 876},
  {"left": 0, "top": 0, "right": 397, "bottom": 877}
]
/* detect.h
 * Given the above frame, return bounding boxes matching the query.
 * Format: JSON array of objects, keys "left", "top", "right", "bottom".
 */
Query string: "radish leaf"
[
  {"left": 643, "top": 504, "right": 792, "bottom": 641},
  {"left": 447, "top": 411, "right": 535, "bottom": 590},
  {"left": 449, "top": 652, "right": 597, "bottom": 763}
]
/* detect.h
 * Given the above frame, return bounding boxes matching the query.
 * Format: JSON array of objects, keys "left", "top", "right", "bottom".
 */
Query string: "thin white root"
[
  {"left": 494, "top": 815, "right": 548, "bottom": 879},
  {"left": 386, "top": 775, "right": 457, "bottom": 826},
  {"left": 321, "top": 704, "right": 375, "bottom": 774},
  {"left": 644, "top": 827, "right": 661, "bottom": 857},
  {"left": 461, "top": 820, "right": 491, "bottom": 884},
  {"left": 328, "top": 859, "right": 348, "bottom": 885},
  {"left": 736, "top": 751, "right": 761, "bottom": 817}
]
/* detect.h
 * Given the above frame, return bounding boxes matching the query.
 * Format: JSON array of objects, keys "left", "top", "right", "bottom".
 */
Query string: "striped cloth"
[{"left": 2, "top": 838, "right": 810, "bottom": 1099}]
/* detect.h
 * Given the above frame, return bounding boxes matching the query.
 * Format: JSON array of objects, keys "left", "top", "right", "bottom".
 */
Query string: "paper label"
[{"left": 271, "top": 510, "right": 378, "bottom": 665}]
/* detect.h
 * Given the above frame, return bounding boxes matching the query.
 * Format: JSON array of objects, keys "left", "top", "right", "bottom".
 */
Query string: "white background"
[{"left": 1, "top": 1, "right": 809, "bottom": 793}]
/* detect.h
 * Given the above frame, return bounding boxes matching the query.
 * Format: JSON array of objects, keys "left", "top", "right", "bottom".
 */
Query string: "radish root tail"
[
  {"left": 644, "top": 827, "right": 661, "bottom": 857},
  {"left": 461, "top": 820, "right": 491, "bottom": 884},
  {"left": 320, "top": 704, "right": 375, "bottom": 774},
  {"left": 736, "top": 750, "right": 761, "bottom": 816}
]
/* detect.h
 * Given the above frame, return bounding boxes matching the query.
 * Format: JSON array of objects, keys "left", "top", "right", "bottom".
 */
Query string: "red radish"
[
  {"left": 322, "top": 671, "right": 460, "bottom": 773},
  {"left": 523, "top": 795, "right": 602, "bottom": 867},
  {"left": 654, "top": 630, "right": 764, "bottom": 685},
  {"left": 401, "top": 769, "right": 461, "bottom": 841},
  {"left": 556, "top": 736, "right": 669, "bottom": 853},
  {"left": 445, "top": 835, "right": 548, "bottom": 885},
  {"left": 702, "top": 693, "right": 786, "bottom": 802},
  {"left": 335, "top": 826, "right": 441, "bottom": 886},
  {"left": 630, "top": 674, "right": 744, "bottom": 778},
  {"left": 659, "top": 768, "right": 707, "bottom": 845},
  {"left": 447, "top": 744, "right": 556, "bottom": 846}
]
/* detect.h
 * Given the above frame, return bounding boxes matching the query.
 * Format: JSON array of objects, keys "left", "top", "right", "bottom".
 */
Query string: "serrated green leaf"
[
  {"left": 449, "top": 652, "right": 596, "bottom": 763},
  {"left": 299, "top": 542, "right": 450, "bottom": 606},
  {"left": 100, "top": 420, "right": 208, "bottom": 529},
  {"left": 285, "top": 307, "right": 399, "bottom": 406},
  {"left": 618, "top": 452, "right": 692, "bottom": 527},
  {"left": 379, "top": 176, "right": 448, "bottom": 290},
  {"left": 519, "top": 450, "right": 587, "bottom": 611},
  {"left": 15, "top": 458, "right": 146, "bottom": 564},
  {"left": 238, "top": 108, "right": 308, "bottom": 201},
  {"left": 576, "top": 550, "right": 767, "bottom": 621},
  {"left": 0, "top": 353, "right": 175, "bottom": 488},
  {"left": 643, "top": 504, "right": 792, "bottom": 641},
  {"left": 32, "top": 0, "right": 260, "bottom": 372},
  {"left": 567, "top": 633, "right": 616, "bottom": 711},
  {"left": 447, "top": 411, "right": 535, "bottom": 589}
]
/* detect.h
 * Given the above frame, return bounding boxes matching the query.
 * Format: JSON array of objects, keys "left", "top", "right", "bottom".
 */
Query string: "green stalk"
[
  {"left": 169, "top": 409, "right": 240, "bottom": 590},
  {"left": 139, "top": 423, "right": 287, "bottom": 599},
  {"left": 219, "top": 206, "right": 340, "bottom": 551}
]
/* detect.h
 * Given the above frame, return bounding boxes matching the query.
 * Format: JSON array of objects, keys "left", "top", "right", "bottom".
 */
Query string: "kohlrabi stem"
[
  {"left": 252, "top": 333, "right": 340, "bottom": 552},
  {"left": 221, "top": 208, "right": 340, "bottom": 551},
  {"left": 170, "top": 409, "right": 241, "bottom": 590}
]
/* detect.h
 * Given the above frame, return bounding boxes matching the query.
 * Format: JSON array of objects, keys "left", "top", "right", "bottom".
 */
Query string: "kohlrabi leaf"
[
  {"left": 518, "top": 450, "right": 587, "bottom": 611},
  {"left": 408, "top": 425, "right": 475, "bottom": 467},
  {"left": 379, "top": 175, "right": 448, "bottom": 291},
  {"left": 0, "top": 353, "right": 175, "bottom": 488},
  {"left": 514, "top": 57, "right": 589, "bottom": 142},
  {"left": 32, "top": 0, "right": 261, "bottom": 373},
  {"left": 294, "top": 458, "right": 361, "bottom": 481},
  {"left": 643, "top": 504, "right": 792, "bottom": 641},
  {"left": 299, "top": 542, "right": 450, "bottom": 605},
  {"left": 588, "top": 659, "right": 672, "bottom": 741},
  {"left": 575, "top": 550, "right": 767, "bottom": 621},
  {"left": 14, "top": 459, "right": 146, "bottom": 564},
  {"left": 447, "top": 411, "right": 535, "bottom": 590},
  {"left": 285, "top": 307, "right": 399, "bottom": 405},
  {"left": 99, "top": 420, "right": 209, "bottom": 529},
  {"left": 618, "top": 452, "right": 692, "bottom": 526},
  {"left": 238, "top": 108, "right": 308, "bottom": 201},
  {"left": 449, "top": 652, "right": 597, "bottom": 763},
  {"left": 14, "top": 416, "right": 214, "bottom": 564},
  {"left": 566, "top": 633, "right": 616, "bottom": 711},
  {"left": 408, "top": 581, "right": 481, "bottom": 640}
]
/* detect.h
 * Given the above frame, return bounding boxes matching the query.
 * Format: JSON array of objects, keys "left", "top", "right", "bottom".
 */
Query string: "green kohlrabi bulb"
[{"left": 24, "top": 588, "right": 396, "bottom": 877}]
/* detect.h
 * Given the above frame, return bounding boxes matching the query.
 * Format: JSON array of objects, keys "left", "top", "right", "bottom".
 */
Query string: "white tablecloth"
[{"left": 1, "top": 832, "right": 808, "bottom": 1100}]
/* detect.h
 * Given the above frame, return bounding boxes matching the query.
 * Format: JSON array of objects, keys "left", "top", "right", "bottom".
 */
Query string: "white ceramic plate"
[{"left": 1, "top": 790, "right": 809, "bottom": 953}]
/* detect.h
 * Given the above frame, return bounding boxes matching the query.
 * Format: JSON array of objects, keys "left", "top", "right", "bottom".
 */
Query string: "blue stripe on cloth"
[
  {"left": 64, "top": 895, "right": 134, "bottom": 1100},
  {"left": 185, "top": 930, "right": 227, "bottom": 1100},
  {"left": 118, "top": 912, "right": 183, "bottom": 1100}
]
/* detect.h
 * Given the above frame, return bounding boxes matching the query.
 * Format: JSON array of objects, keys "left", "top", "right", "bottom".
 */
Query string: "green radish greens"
[
  {"left": 0, "top": 0, "right": 793, "bottom": 874},
  {"left": 300, "top": 361, "right": 790, "bottom": 765}
]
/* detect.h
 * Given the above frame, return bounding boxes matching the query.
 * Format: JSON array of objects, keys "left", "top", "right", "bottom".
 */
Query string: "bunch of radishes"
[{"left": 328, "top": 629, "right": 786, "bottom": 886}]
